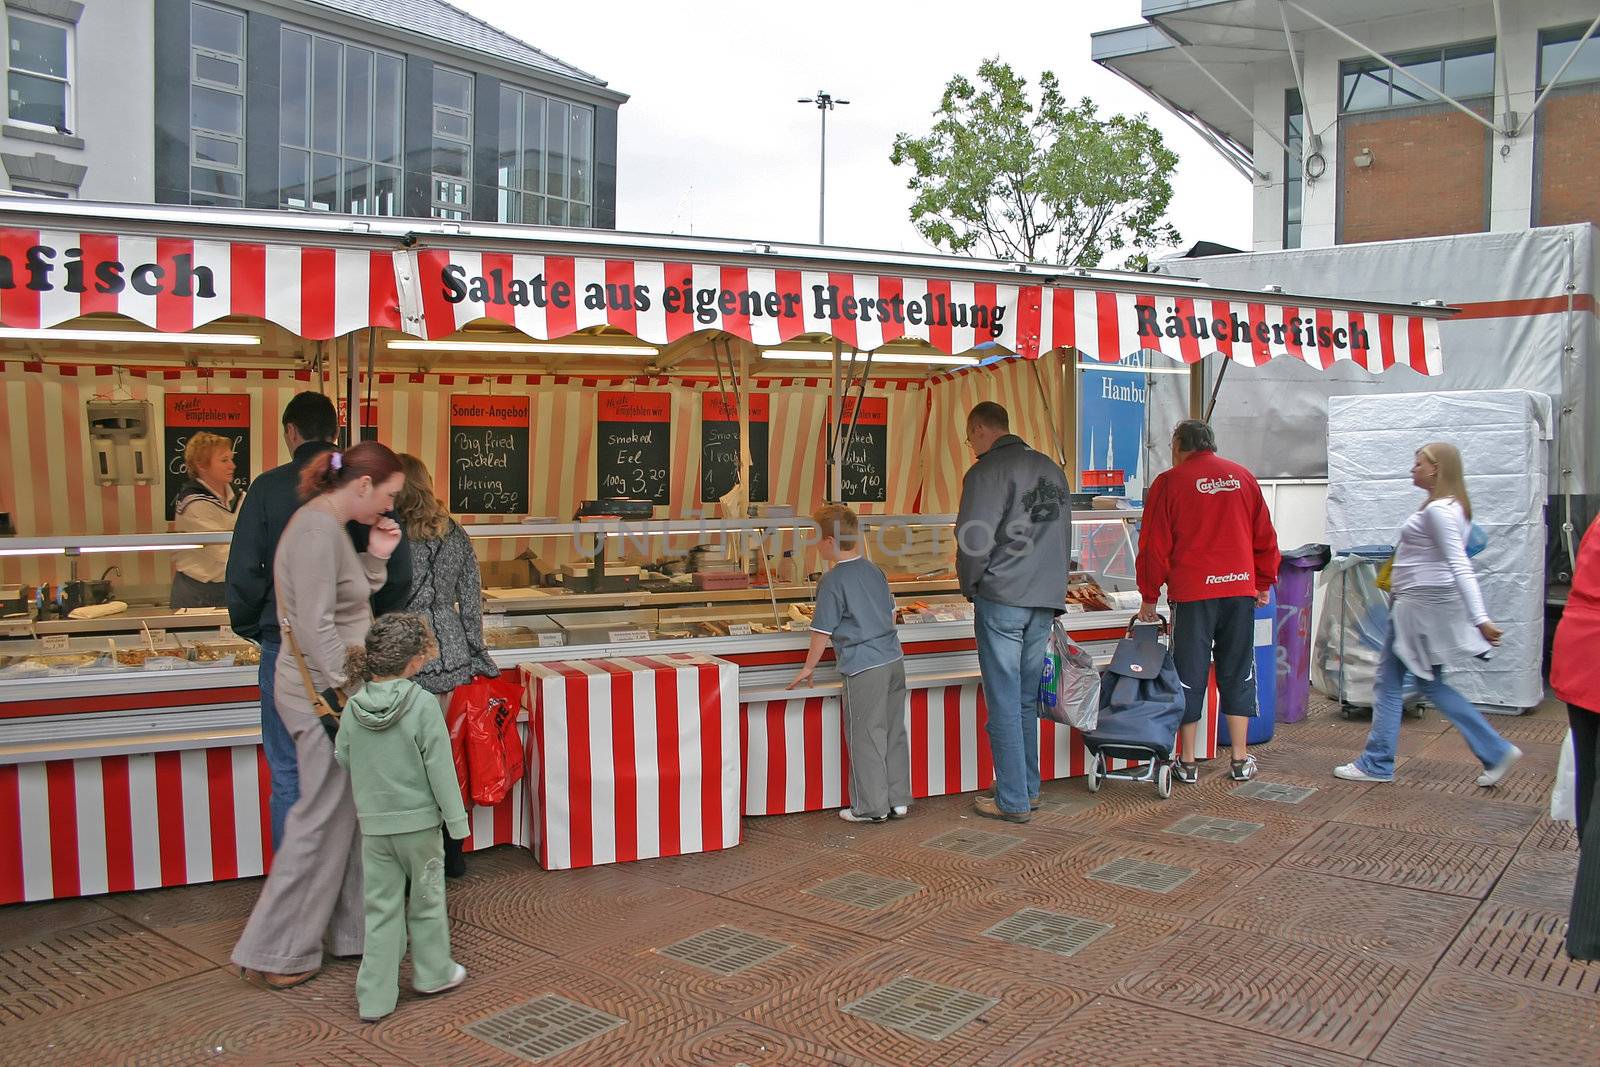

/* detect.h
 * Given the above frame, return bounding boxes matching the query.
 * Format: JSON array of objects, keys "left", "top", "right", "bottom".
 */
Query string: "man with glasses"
[{"left": 956, "top": 402, "right": 1070, "bottom": 823}]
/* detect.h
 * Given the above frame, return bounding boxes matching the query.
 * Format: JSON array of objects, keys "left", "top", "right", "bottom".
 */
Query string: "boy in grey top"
[{"left": 791, "top": 505, "right": 912, "bottom": 823}]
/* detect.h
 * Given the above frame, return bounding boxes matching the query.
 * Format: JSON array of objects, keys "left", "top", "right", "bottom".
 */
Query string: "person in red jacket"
[
  {"left": 1550, "top": 515, "right": 1599, "bottom": 960},
  {"left": 1136, "top": 420, "right": 1280, "bottom": 783}
]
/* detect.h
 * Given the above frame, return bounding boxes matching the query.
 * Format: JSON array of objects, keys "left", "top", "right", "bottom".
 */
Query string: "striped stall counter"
[
  {"left": 520, "top": 653, "right": 741, "bottom": 871},
  {"left": 0, "top": 745, "right": 271, "bottom": 906},
  {"left": 739, "top": 679, "right": 1221, "bottom": 817}
]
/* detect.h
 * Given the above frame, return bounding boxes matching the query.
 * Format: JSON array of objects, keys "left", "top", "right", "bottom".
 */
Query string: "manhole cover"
[
  {"left": 655, "top": 926, "right": 792, "bottom": 976},
  {"left": 922, "top": 829, "right": 1023, "bottom": 859},
  {"left": 1233, "top": 781, "right": 1317, "bottom": 805},
  {"left": 806, "top": 871, "right": 923, "bottom": 910},
  {"left": 1164, "top": 814, "right": 1264, "bottom": 843},
  {"left": 1087, "top": 856, "right": 1196, "bottom": 894},
  {"left": 842, "top": 975, "right": 999, "bottom": 1041},
  {"left": 464, "top": 995, "right": 625, "bottom": 1061},
  {"left": 983, "top": 908, "right": 1114, "bottom": 957}
]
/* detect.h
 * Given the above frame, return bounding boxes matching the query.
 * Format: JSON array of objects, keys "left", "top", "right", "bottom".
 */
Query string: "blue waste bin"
[{"left": 1217, "top": 587, "right": 1277, "bottom": 747}]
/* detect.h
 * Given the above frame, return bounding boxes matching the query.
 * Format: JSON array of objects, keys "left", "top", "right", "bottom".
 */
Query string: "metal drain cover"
[
  {"left": 464, "top": 995, "right": 625, "bottom": 1061},
  {"left": 1233, "top": 781, "right": 1318, "bottom": 805},
  {"left": 1087, "top": 856, "right": 1196, "bottom": 894},
  {"left": 983, "top": 907, "right": 1113, "bottom": 956},
  {"left": 1034, "top": 793, "right": 1101, "bottom": 817},
  {"left": 1164, "top": 814, "right": 1264, "bottom": 843},
  {"left": 806, "top": 870, "right": 923, "bottom": 910},
  {"left": 922, "top": 829, "right": 1023, "bottom": 859},
  {"left": 655, "top": 925, "right": 792, "bottom": 976},
  {"left": 842, "top": 975, "right": 999, "bottom": 1041}
]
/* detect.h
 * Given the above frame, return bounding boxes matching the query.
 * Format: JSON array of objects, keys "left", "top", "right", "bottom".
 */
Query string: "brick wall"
[
  {"left": 1339, "top": 105, "right": 1491, "bottom": 244},
  {"left": 1536, "top": 87, "right": 1600, "bottom": 227}
]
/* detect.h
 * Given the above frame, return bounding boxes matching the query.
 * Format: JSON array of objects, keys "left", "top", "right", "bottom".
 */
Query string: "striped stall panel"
[
  {"left": 920, "top": 356, "right": 1064, "bottom": 514},
  {"left": 520, "top": 654, "right": 741, "bottom": 871},
  {"left": 0, "top": 745, "right": 271, "bottom": 905}
]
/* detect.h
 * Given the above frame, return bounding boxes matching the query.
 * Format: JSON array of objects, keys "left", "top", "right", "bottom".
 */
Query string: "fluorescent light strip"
[
  {"left": 0, "top": 328, "right": 260, "bottom": 345},
  {"left": 762, "top": 349, "right": 978, "bottom": 367},
  {"left": 388, "top": 339, "right": 657, "bottom": 356},
  {"left": 0, "top": 543, "right": 204, "bottom": 557},
  {"left": 1075, "top": 362, "right": 1194, "bottom": 376}
]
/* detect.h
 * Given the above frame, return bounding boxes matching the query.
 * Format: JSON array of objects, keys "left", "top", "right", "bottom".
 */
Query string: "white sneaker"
[
  {"left": 1334, "top": 763, "right": 1392, "bottom": 783},
  {"left": 838, "top": 808, "right": 887, "bottom": 824},
  {"left": 416, "top": 962, "right": 466, "bottom": 996},
  {"left": 890, "top": 805, "right": 909, "bottom": 819},
  {"left": 1477, "top": 745, "right": 1524, "bottom": 787}
]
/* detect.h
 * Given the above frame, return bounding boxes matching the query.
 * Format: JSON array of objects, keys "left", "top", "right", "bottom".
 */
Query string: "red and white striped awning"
[
  {"left": 0, "top": 224, "right": 1443, "bottom": 375},
  {"left": 0, "top": 227, "right": 400, "bottom": 340}
]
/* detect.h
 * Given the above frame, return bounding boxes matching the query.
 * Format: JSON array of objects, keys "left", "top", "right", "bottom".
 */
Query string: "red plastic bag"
[{"left": 450, "top": 674, "right": 524, "bottom": 807}]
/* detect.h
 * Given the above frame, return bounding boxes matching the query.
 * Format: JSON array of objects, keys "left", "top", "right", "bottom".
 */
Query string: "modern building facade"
[
  {"left": 1093, "top": 0, "right": 1599, "bottom": 251},
  {"left": 0, "top": 0, "right": 625, "bottom": 225}
]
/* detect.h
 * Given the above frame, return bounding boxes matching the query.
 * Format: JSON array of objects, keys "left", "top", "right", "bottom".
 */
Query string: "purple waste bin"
[{"left": 1274, "top": 544, "right": 1330, "bottom": 724}]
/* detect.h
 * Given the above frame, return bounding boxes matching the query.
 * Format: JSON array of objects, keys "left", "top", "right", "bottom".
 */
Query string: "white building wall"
[{"left": 1246, "top": 0, "right": 1599, "bottom": 251}]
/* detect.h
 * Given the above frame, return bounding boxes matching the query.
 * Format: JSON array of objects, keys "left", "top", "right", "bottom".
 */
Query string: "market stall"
[{"left": 0, "top": 197, "right": 1449, "bottom": 900}]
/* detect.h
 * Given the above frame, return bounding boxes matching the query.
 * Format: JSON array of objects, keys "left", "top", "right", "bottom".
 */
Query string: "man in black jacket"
[{"left": 226, "top": 392, "right": 412, "bottom": 848}]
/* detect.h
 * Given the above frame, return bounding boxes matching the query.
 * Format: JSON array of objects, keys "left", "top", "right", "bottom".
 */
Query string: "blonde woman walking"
[{"left": 1335, "top": 442, "right": 1521, "bottom": 785}]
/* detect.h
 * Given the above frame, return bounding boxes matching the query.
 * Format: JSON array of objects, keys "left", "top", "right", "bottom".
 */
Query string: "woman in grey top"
[
  {"left": 395, "top": 455, "right": 498, "bottom": 877},
  {"left": 232, "top": 441, "right": 404, "bottom": 990}
]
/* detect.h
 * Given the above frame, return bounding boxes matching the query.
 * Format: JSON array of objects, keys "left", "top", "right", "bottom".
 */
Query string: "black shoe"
[{"left": 443, "top": 831, "right": 467, "bottom": 878}]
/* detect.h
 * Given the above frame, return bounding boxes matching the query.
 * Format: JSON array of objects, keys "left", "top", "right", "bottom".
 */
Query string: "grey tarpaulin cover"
[
  {"left": 1147, "top": 225, "right": 1597, "bottom": 497},
  {"left": 1325, "top": 390, "right": 1550, "bottom": 710}
]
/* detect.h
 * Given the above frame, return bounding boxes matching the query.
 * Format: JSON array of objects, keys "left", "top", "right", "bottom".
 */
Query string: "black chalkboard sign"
[
  {"left": 700, "top": 392, "right": 769, "bottom": 502},
  {"left": 163, "top": 393, "right": 252, "bottom": 520},
  {"left": 833, "top": 395, "right": 888, "bottom": 503},
  {"left": 597, "top": 391, "right": 671, "bottom": 505},
  {"left": 448, "top": 395, "right": 529, "bottom": 515}
]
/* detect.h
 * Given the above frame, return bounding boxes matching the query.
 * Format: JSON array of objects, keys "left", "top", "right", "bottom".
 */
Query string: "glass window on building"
[
  {"left": 278, "top": 26, "right": 402, "bottom": 214},
  {"left": 189, "top": 2, "right": 245, "bottom": 207},
  {"left": 1284, "top": 89, "right": 1302, "bottom": 249},
  {"left": 1539, "top": 24, "right": 1600, "bottom": 88},
  {"left": 431, "top": 67, "right": 472, "bottom": 220},
  {"left": 7, "top": 12, "right": 72, "bottom": 132},
  {"left": 1340, "top": 41, "right": 1495, "bottom": 113},
  {"left": 496, "top": 85, "right": 594, "bottom": 226}
]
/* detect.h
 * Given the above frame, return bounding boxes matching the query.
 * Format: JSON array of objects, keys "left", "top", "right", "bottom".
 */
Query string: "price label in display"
[
  {"left": 900, "top": 613, "right": 931, "bottom": 626},
  {"left": 608, "top": 629, "right": 652, "bottom": 644},
  {"left": 448, "top": 395, "right": 530, "bottom": 515},
  {"left": 42, "top": 634, "right": 70, "bottom": 652},
  {"left": 597, "top": 392, "right": 672, "bottom": 506},
  {"left": 536, "top": 632, "right": 566, "bottom": 648},
  {"left": 727, "top": 623, "right": 754, "bottom": 637},
  {"left": 145, "top": 658, "right": 180, "bottom": 671},
  {"left": 933, "top": 612, "right": 959, "bottom": 623}
]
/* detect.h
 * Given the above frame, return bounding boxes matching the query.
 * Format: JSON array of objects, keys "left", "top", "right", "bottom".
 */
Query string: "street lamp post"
[{"left": 797, "top": 90, "right": 848, "bottom": 244}]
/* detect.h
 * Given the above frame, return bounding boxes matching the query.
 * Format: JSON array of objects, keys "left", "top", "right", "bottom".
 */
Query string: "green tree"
[{"left": 890, "top": 58, "right": 1180, "bottom": 268}]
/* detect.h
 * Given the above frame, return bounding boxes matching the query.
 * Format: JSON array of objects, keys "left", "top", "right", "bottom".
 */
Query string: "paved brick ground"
[{"left": 3, "top": 695, "right": 1597, "bottom": 1065}]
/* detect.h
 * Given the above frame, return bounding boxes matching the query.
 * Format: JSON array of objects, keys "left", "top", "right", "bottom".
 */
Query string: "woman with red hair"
[{"left": 233, "top": 441, "right": 404, "bottom": 989}]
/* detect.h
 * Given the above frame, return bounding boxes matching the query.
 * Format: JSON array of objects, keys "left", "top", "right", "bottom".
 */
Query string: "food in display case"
[
  {"left": 484, "top": 626, "right": 540, "bottom": 648},
  {"left": 1066, "top": 572, "right": 1115, "bottom": 612},
  {"left": 188, "top": 637, "right": 262, "bottom": 666}
]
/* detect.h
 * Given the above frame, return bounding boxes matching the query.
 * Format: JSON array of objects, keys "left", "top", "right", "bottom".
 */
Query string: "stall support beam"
[
  {"left": 1189, "top": 361, "right": 1205, "bottom": 421},
  {"left": 1059, "top": 349, "right": 1078, "bottom": 491}
]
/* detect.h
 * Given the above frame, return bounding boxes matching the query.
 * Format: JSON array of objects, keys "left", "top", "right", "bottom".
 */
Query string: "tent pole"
[
  {"left": 1059, "top": 349, "right": 1078, "bottom": 490},
  {"left": 1189, "top": 359, "right": 1205, "bottom": 420},
  {"left": 830, "top": 339, "right": 843, "bottom": 502},
  {"left": 1205, "top": 358, "right": 1231, "bottom": 423}
]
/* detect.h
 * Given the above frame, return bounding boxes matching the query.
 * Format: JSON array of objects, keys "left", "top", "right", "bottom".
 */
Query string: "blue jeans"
[
  {"left": 974, "top": 597, "right": 1054, "bottom": 815},
  {"left": 257, "top": 640, "right": 299, "bottom": 850},
  {"left": 1354, "top": 624, "right": 1512, "bottom": 780}
]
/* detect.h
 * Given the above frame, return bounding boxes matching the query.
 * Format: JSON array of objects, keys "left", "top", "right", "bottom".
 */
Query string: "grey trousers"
[
  {"left": 231, "top": 662, "right": 364, "bottom": 974},
  {"left": 843, "top": 659, "right": 912, "bottom": 819}
]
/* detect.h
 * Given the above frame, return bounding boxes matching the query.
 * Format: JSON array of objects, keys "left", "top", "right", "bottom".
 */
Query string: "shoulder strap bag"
[{"left": 282, "top": 618, "right": 345, "bottom": 740}]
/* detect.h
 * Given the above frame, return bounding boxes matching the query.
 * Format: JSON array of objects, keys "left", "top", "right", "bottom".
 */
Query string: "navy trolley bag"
[{"left": 1082, "top": 619, "right": 1186, "bottom": 798}]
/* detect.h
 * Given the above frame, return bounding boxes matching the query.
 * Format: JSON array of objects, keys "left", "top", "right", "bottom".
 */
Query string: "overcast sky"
[{"left": 454, "top": 0, "right": 1253, "bottom": 262}]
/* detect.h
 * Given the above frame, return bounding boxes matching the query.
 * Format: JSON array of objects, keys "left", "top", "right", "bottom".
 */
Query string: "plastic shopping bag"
[
  {"left": 450, "top": 673, "right": 525, "bottom": 807},
  {"left": 1551, "top": 728, "right": 1577, "bottom": 824},
  {"left": 1038, "top": 616, "right": 1101, "bottom": 731}
]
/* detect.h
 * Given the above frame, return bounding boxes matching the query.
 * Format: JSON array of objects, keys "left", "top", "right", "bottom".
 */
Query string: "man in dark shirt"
[{"left": 226, "top": 392, "right": 412, "bottom": 848}]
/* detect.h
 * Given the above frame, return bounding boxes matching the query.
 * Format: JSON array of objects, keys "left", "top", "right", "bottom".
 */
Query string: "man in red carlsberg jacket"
[{"left": 1136, "top": 420, "right": 1280, "bottom": 784}]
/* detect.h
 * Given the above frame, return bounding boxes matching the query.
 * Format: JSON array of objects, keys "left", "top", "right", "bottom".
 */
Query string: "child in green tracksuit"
[{"left": 334, "top": 612, "right": 471, "bottom": 1023}]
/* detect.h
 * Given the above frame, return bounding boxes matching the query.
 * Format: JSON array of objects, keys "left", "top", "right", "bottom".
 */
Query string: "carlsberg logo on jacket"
[{"left": 1196, "top": 476, "right": 1241, "bottom": 495}]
